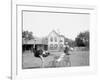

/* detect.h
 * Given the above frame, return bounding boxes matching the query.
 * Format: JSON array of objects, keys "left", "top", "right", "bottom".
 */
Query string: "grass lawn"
[{"left": 22, "top": 50, "right": 89, "bottom": 69}]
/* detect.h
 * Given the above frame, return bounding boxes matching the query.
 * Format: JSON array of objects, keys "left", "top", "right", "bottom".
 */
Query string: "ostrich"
[{"left": 32, "top": 46, "right": 50, "bottom": 68}]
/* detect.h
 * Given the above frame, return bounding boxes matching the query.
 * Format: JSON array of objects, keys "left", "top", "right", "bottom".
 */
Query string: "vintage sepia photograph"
[{"left": 22, "top": 10, "right": 90, "bottom": 69}]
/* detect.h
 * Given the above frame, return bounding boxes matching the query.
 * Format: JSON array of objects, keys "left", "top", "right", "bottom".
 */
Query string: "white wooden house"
[{"left": 47, "top": 30, "right": 65, "bottom": 51}]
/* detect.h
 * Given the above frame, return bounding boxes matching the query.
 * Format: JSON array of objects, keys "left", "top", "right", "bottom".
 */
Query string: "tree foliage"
[
  {"left": 22, "top": 31, "right": 34, "bottom": 43},
  {"left": 75, "top": 31, "right": 89, "bottom": 48}
]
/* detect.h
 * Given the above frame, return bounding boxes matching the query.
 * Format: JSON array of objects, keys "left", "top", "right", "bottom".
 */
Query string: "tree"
[
  {"left": 75, "top": 37, "right": 85, "bottom": 47},
  {"left": 75, "top": 31, "right": 89, "bottom": 48},
  {"left": 22, "top": 31, "right": 34, "bottom": 44}
]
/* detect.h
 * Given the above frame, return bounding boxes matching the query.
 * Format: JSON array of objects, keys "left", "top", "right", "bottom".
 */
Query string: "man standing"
[{"left": 64, "top": 45, "right": 70, "bottom": 55}]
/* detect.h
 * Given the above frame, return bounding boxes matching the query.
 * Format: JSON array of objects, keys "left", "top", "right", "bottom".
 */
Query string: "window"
[
  {"left": 54, "top": 44, "right": 58, "bottom": 49},
  {"left": 60, "top": 44, "right": 63, "bottom": 48},
  {"left": 50, "top": 37, "right": 53, "bottom": 42},
  {"left": 50, "top": 44, "right": 53, "bottom": 49},
  {"left": 55, "top": 37, "right": 57, "bottom": 42},
  {"left": 60, "top": 40, "right": 63, "bottom": 42}
]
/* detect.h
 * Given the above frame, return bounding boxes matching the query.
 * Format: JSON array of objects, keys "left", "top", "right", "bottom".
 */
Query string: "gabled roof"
[
  {"left": 47, "top": 30, "right": 65, "bottom": 38},
  {"left": 52, "top": 30, "right": 60, "bottom": 37},
  {"left": 47, "top": 30, "right": 59, "bottom": 37}
]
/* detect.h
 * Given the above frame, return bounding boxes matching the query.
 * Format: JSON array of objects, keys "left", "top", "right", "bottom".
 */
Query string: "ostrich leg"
[{"left": 40, "top": 55, "right": 45, "bottom": 68}]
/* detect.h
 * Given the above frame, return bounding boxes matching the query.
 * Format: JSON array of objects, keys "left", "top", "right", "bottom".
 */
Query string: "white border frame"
[{"left": 11, "top": 1, "right": 97, "bottom": 80}]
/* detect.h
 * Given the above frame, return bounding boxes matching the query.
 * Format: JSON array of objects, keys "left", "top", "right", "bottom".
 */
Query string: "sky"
[{"left": 23, "top": 11, "right": 90, "bottom": 40}]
